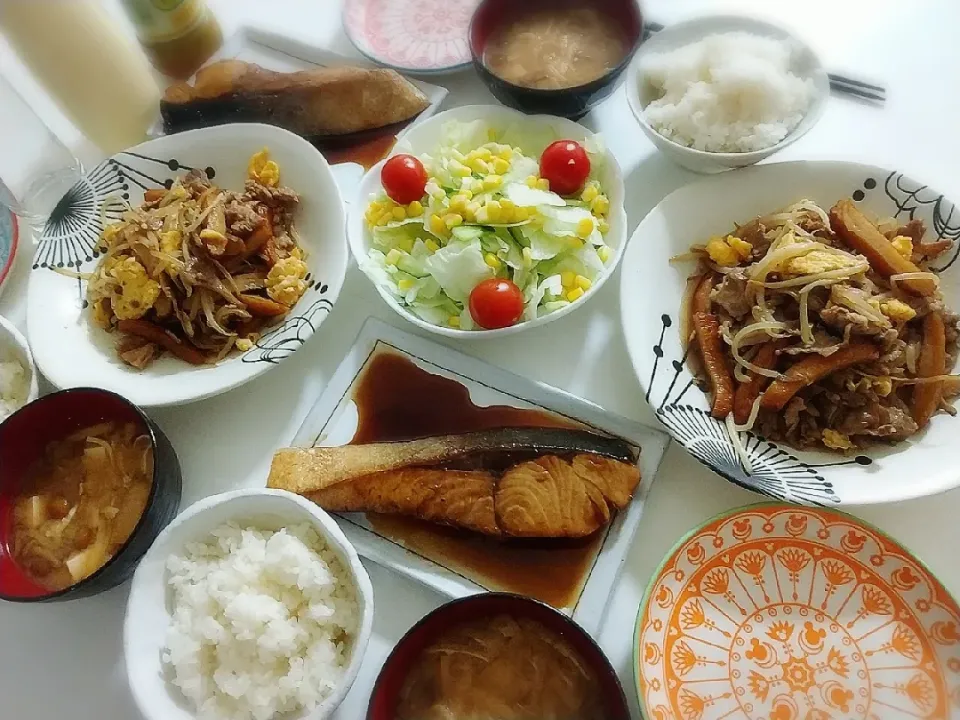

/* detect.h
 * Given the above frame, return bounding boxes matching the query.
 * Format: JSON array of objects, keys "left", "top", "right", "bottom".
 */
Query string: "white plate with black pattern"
[
  {"left": 620, "top": 161, "right": 960, "bottom": 506},
  {"left": 26, "top": 123, "right": 348, "bottom": 407}
]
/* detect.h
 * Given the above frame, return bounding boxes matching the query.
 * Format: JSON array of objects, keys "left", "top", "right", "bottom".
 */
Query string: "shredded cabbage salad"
[{"left": 361, "top": 120, "right": 614, "bottom": 330}]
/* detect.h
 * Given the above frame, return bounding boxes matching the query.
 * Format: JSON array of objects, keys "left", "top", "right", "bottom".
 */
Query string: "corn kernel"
[
  {"left": 477, "top": 147, "right": 493, "bottom": 161},
  {"left": 497, "top": 147, "right": 513, "bottom": 161},
  {"left": 536, "top": 178, "right": 550, "bottom": 191},
  {"left": 429, "top": 214, "right": 446, "bottom": 235},
  {"left": 598, "top": 218, "right": 610, "bottom": 234},
  {"left": 385, "top": 249, "right": 402, "bottom": 266},
  {"left": 575, "top": 275, "right": 592, "bottom": 291},
  {"left": 598, "top": 245, "right": 611, "bottom": 263},
  {"left": 561, "top": 271, "right": 576, "bottom": 288},
  {"left": 407, "top": 200, "right": 424, "bottom": 217},
  {"left": 449, "top": 160, "right": 471, "bottom": 177},
  {"left": 424, "top": 238, "right": 440, "bottom": 253},
  {"left": 470, "top": 158, "right": 490, "bottom": 174},
  {"left": 499, "top": 198, "right": 515, "bottom": 212},
  {"left": 485, "top": 201, "right": 502, "bottom": 223},
  {"left": 522, "top": 247, "right": 533, "bottom": 267},
  {"left": 581, "top": 184, "right": 599, "bottom": 203},
  {"left": 525, "top": 175, "right": 539, "bottom": 188},
  {"left": 463, "top": 207, "right": 476, "bottom": 223},
  {"left": 461, "top": 189, "right": 473, "bottom": 200},
  {"left": 576, "top": 217, "right": 595, "bottom": 239},
  {"left": 482, "top": 175, "right": 503, "bottom": 190},
  {"left": 448, "top": 315, "right": 461, "bottom": 328},
  {"left": 392, "top": 206, "right": 407, "bottom": 221},
  {"left": 398, "top": 277, "right": 415, "bottom": 292},
  {"left": 513, "top": 206, "right": 530, "bottom": 222},
  {"left": 445, "top": 213, "right": 463, "bottom": 228},
  {"left": 492, "top": 158, "right": 510, "bottom": 174},
  {"left": 475, "top": 207, "right": 489, "bottom": 224},
  {"left": 484, "top": 253, "right": 501, "bottom": 270},
  {"left": 591, "top": 195, "right": 610, "bottom": 216},
  {"left": 566, "top": 287, "right": 585, "bottom": 302},
  {"left": 397, "top": 236, "right": 414, "bottom": 253},
  {"left": 471, "top": 179, "right": 484, "bottom": 194},
  {"left": 451, "top": 149, "right": 466, "bottom": 163},
  {"left": 449, "top": 195, "right": 467, "bottom": 213},
  {"left": 377, "top": 210, "right": 394, "bottom": 226}
]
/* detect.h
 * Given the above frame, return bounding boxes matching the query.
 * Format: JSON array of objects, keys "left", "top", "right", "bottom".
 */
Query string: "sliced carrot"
[
  {"left": 239, "top": 293, "right": 289, "bottom": 317},
  {"left": 691, "top": 273, "right": 715, "bottom": 315},
  {"left": 913, "top": 311, "right": 946, "bottom": 428},
  {"left": 693, "top": 311, "right": 735, "bottom": 419},
  {"left": 143, "top": 189, "right": 166, "bottom": 203},
  {"left": 734, "top": 341, "right": 781, "bottom": 424},
  {"left": 117, "top": 320, "right": 207, "bottom": 365},
  {"left": 761, "top": 342, "right": 880, "bottom": 411},
  {"left": 829, "top": 199, "right": 936, "bottom": 296}
]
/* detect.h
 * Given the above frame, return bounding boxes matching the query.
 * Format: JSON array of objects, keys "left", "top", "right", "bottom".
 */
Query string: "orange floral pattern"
[{"left": 637, "top": 506, "right": 960, "bottom": 720}]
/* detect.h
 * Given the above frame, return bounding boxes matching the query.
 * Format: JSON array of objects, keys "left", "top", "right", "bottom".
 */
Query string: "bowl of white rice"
[
  {"left": 626, "top": 15, "right": 829, "bottom": 173},
  {"left": 124, "top": 488, "right": 374, "bottom": 720},
  {"left": 0, "top": 314, "right": 39, "bottom": 424}
]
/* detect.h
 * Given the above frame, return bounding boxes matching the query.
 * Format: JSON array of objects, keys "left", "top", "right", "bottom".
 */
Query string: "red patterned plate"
[
  {"left": 635, "top": 504, "right": 960, "bottom": 720},
  {"left": 0, "top": 208, "right": 18, "bottom": 296},
  {"left": 342, "top": 0, "right": 478, "bottom": 74}
]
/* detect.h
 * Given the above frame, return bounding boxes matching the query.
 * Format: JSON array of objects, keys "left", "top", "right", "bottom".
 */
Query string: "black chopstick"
[{"left": 641, "top": 20, "right": 886, "bottom": 104}]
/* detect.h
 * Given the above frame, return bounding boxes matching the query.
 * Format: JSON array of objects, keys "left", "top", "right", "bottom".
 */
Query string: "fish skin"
[
  {"left": 160, "top": 60, "right": 431, "bottom": 138},
  {"left": 269, "top": 428, "right": 642, "bottom": 538}
]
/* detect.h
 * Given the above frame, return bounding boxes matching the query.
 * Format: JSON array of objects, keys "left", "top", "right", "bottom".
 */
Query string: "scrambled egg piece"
[
  {"left": 855, "top": 375, "right": 893, "bottom": 397},
  {"left": 92, "top": 299, "right": 113, "bottom": 329},
  {"left": 235, "top": 338, "right": 254, "bottom": 352},
  {"left": 822, "top": 429, "right": 855, "bottom": 451},
  {"left": 105, "top": 256, "right": 161, "bottom": 320},
  {"left": 880, "top": 299, "right": 917, "bottom": 323},
  {"left": 784, "top": 249, "right": 860, "bottom": 275},
  {"left": 266, "top": 253, "right": 308, "bottom": 306},
  {"left": 247, "top": 149, "right": 280, "bottom": 187},
  {"left": 99, "top": 224, "right": 122, "bottom": 251},
  {"left": 706, "top": 235, "right": 752, "bottom": 266},
  {"left": 891, "top": 235, "right": 914, "bottom": 259},
  {"left": 160, "top": 231, "right": 181, "bottom": 256}
]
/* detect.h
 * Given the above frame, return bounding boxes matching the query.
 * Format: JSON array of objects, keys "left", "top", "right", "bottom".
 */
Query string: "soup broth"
[{"left": 10, "top": 422, "right": 154, "bottom": 591}]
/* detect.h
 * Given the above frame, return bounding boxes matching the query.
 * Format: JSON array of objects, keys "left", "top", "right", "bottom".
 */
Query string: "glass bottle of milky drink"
[
  {"left": 120, "top": 0, "right": 223, "bottom": 80},
  {"left": 0, "top": 0, "right": 161, "bottom": 156}
]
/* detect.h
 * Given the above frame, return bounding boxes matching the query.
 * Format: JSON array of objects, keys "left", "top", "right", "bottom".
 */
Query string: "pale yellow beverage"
[{"left": 0, "top": 0, "right": 161, "bottom": 155}]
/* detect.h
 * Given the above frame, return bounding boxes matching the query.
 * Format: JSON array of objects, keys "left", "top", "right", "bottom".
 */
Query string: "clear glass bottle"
[{"left": 120, "top": 0, "right": 223, "bottom": 80}]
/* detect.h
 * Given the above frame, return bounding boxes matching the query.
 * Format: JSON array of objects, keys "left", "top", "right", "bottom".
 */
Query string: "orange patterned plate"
[{"left": 635, "top": 504, "right": 960, "bottom": 720}]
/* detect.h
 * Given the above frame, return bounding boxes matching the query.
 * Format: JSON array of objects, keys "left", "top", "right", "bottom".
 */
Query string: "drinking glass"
[{"left": 0, "top": 70, "right": 83, "bottom": 237}]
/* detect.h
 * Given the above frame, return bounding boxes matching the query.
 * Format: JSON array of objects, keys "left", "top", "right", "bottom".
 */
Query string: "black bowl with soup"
[
  {"left": 469, "top": 0, "right": 643, "bottom": 119},
  {"left": 0, "top": 389, "right": 182, "bottom": 602}
]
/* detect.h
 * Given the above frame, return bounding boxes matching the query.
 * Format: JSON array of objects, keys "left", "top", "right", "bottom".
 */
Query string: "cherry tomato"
[
  {"left": 469, "top": 278, "right": 525, "bottom": 330},
  {"left": 539, "top": 140, "right": 591, "bottom": 196},
  {"left": 381, "top": 154, "right": 427, "bottom": 205}
]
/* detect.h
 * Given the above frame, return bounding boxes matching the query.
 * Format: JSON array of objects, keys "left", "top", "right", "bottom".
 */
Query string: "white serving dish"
[
  {"left": 0, "top": 314, "right": 39, "bottom": 416},
  {"left": 625, "top": 15, "right": 829, "bottom": 174},
  {"left": 287, "top": 317, "right": 670, "bottom": 637},
  {"left": 27, "top": 123, "right": 348, "bottom": 408},
  {"left": 124, "top": 488, "right": 374, "bottom": 720},
  {"left": 348, "top": 105, "right": 628, "bottom": 339},
  {"left": 620, "top": 159, "right": 960, "bottom": 506}
]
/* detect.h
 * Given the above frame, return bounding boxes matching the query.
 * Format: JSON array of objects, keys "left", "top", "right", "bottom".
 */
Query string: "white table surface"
[{"left": 2, "top": 1, "right": 959, "bottom": 718}]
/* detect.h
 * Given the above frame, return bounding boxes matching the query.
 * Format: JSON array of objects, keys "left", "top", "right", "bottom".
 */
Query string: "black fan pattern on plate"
[
  {"left": 241, "top": 291, "right": 333, "bottom": 365},
  {"left": 879, "top": 170, "right": 960, "bottom": 271}
]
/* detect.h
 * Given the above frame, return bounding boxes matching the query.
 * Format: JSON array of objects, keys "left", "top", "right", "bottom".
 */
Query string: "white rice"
[
  {"left": 641, "top": 32, "right": 816, "bottom": 153},
  {"left": 0, "top": 355, "right": 28, "bottom": 422},
  {"left": 162, "top": 522, "right": 359, "bottom": 720}
]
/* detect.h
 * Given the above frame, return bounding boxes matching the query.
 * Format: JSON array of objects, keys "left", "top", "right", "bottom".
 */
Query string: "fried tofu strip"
[
  {"left": 691, "top": 274, "right": 735, "bottom": 419},
  {"left": 829, "top": 199, "right": 936, "bottom": 296},
  {"left": 913, "top": 311, "right": 946, "bottom": 428},
  {"left": 761, "top": 342, "right": 881, "bottom": 411},
  {"left": 733, "top": 341, "right": 781, "bottom": 424}
]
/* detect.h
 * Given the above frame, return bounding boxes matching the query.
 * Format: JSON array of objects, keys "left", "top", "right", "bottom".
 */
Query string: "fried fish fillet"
[
  {"left": 268, "top": 428, "right": 642, "bottom": 538},
  {"left": 161, "top": 60, "right": 431, "bottom": 138}
]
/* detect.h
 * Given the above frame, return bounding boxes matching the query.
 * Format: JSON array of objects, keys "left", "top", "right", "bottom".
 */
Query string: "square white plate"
[
  {"left": 289, "top": 318, "right": 670, "bottom": 636},
  {"left": 151, "top": 25, "right": 449, "bottom": 202}
]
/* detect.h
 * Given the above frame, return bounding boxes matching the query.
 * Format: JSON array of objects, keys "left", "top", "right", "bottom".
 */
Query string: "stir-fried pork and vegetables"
[
  {"left": 684, "top": 198, "right": 959, "bottom": 453},
  {"left": 87, "top": 150, "right": 308, "bottom": 369}
]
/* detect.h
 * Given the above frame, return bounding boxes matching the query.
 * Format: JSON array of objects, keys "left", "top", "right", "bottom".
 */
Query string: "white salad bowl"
[
  {"left": 620, "top": 160, "right": 960, "bottom": 506},
  {"left": 27, "top": 123, "right": 348, "bottom": 407},
  {"left": 625, "top": 15, "right": 829, "bottom": 174},
  {"left": 124, "top": 488, "right": 374, "bottom": 720},
  {"left": 0, "top": 314, "right": 40, "bottom": 415},
  {"left": 348, "top": 104, "right": 627, "bottom": 339}
]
